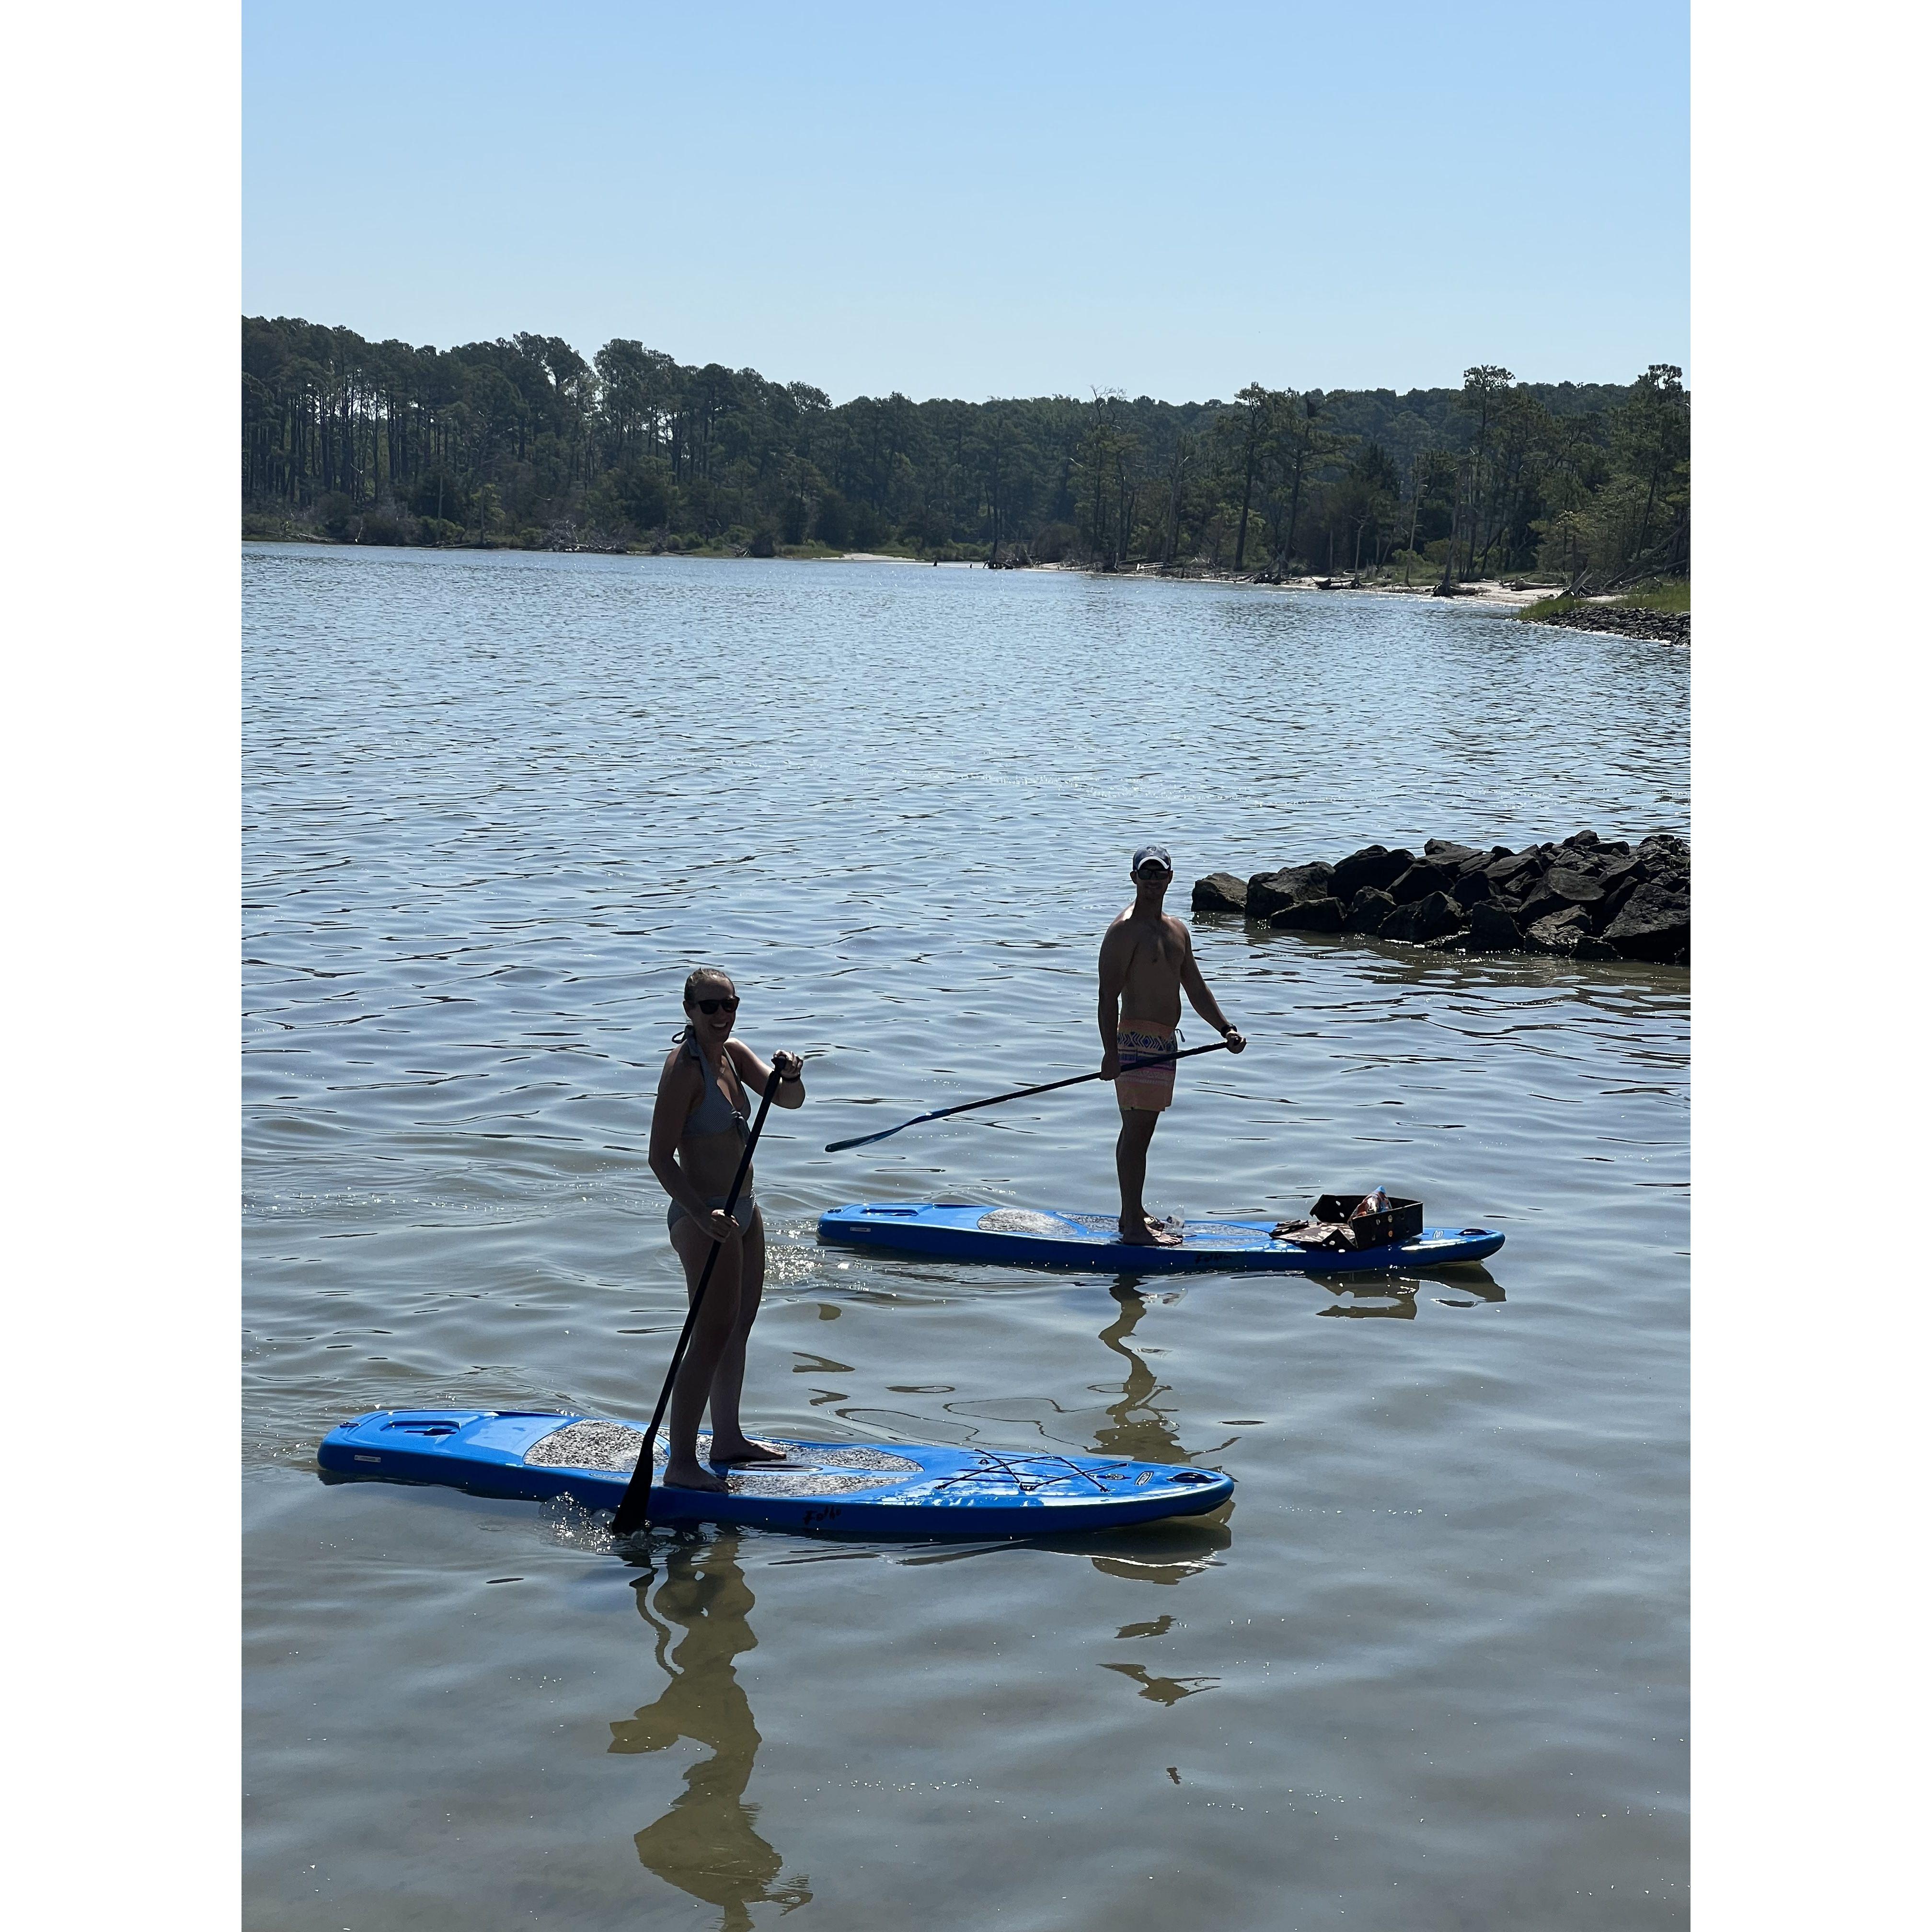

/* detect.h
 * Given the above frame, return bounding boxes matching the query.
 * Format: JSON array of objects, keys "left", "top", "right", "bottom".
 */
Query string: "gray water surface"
[{"left": 244, "top": 550, "right": 1689, "bottom": 1931}]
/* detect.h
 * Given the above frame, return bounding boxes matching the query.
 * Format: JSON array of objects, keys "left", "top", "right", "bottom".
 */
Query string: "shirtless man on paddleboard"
[{"left": 1098, "top": 845, "right": 1245, "bottom": 1245}]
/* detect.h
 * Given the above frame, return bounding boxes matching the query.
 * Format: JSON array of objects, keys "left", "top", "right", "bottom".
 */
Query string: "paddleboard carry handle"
[{"left": 611, "top": 1058, "right": 783, "bottom": 1537}]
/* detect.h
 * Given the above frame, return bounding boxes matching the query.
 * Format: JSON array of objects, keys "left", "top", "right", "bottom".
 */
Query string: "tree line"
[{"left": 242, "top": 316, "right": 1687, "bottom": 589}]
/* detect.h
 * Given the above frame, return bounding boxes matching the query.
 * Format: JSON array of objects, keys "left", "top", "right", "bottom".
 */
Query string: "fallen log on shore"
[{"left": 1192, "top": 831, "right": 1689, "bottom": 966}]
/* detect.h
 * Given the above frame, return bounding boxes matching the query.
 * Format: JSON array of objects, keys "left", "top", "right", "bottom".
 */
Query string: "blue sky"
[{"left": 243, "top": 0, "right": 1687, "bottom": 401}]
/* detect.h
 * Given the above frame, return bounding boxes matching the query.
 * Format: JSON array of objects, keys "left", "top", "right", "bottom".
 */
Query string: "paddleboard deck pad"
[
  {"left": 318, "top": 1411, "right": 1234, "bottom": 1536},
  {"left": 819, "top": 1203, "right": 1504, "bottom": 1273}
]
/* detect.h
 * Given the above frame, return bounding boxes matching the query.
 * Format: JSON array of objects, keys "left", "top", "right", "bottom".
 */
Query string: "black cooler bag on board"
[{"left": 1276, "top": 1193, "right": 1425, "bottom": 1251}]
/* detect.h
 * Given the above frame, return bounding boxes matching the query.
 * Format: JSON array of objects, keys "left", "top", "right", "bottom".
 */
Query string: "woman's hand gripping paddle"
[
  {"left": 823, "top": 1037, "right": 1240, "bottom": 1154},
  {"left": 611, "top": 1070, "right": 782, "bottom": 1539}
]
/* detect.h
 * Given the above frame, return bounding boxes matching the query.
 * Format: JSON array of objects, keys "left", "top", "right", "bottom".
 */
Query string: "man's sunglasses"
[
  {"left": 690, "top": 995, "right": 740, "bottom": 1014},
  {"left": 1135, "top": 865, "right": 1173, "bottom": 882}
]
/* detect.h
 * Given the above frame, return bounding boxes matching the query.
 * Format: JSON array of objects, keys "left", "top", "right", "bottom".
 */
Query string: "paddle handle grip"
[{"left": 611, "top": 1070, "right": 782, "bottom": 1536}]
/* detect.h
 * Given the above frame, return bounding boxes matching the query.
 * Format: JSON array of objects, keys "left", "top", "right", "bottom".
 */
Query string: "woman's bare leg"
[
  {"left": 707, "top": 1216, "right": 784, "bottom": 1461},
  {"left": 663, "top": 1217, "right": 744, "bottom": 1491}
]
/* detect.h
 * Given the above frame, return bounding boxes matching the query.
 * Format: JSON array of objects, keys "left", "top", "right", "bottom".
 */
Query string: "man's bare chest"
[{"left": 1123, "top": 925, "right": 1184, "bottom": 979}]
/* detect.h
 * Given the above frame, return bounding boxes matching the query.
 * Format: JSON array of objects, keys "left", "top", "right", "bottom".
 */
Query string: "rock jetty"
[
  {"left": 1525, "top": 605, "right": 1689, "bottom": 645},
  {"left": 1192, "top": 831, "right": 1689, "bottom": 966}
]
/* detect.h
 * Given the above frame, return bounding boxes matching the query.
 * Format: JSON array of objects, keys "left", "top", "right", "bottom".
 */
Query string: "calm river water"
[{"left": 243, "top": 549, "right": 1689, "bottom": 1931}]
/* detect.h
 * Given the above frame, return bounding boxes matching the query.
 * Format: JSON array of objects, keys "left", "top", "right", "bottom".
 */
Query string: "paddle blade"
[{"left": 824, "top": 1123, "right": 908, "bottom": 1153}]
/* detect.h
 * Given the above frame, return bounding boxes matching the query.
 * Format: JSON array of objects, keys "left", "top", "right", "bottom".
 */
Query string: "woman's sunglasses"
[{"left": 689, "top": 995, "right": 740, "bottom": 1015}]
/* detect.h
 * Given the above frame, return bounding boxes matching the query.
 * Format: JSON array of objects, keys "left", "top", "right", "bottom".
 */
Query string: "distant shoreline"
[
  {"left": 241, "top": 535, "right": 1569, "bottom": 608},
  {"left": 241, "top": 534, "right": 1686, "bottom": 636}
]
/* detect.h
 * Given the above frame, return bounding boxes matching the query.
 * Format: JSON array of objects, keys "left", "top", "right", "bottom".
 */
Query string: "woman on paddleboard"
[{"left": 648, "top": 967, "right": 805, "bottom": 1491}]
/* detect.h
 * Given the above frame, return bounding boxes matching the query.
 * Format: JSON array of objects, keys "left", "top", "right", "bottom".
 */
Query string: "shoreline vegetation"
[
  {"left": 1514, "top": 581, "right": 1689, "bottom": 644},
  {"left": 243, "top": 317, "right": 1688, "bottom": 599}
]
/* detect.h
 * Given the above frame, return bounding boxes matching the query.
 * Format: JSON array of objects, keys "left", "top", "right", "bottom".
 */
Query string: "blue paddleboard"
[
  {"left": 318, "top": 1410, "right": 1234, "bottom": 1537},
  {"left": 819, "top": 1203, "right": 1505, "bottom": 1273}
]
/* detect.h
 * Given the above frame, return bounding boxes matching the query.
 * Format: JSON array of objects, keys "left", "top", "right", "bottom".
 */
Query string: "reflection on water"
[
  {"left": 1316, "top": 1288, "right": 1417, "bottom": 1320},
  {"left": 610, "top": 1533, "right": 810, "bottom": 1928},
  {"left": 1309, "top": 1264, "right": 1506, "bottom": 1319},
  {"left": 1085, "top": 1288, "right": 1233, "bottom": 1585},
  {"left": 1092, "top": 1285, "right": 1189, "bottom": 1464},
  {"left": 1098, "top": 1661, "right": 1220, "bottom": 1704}
]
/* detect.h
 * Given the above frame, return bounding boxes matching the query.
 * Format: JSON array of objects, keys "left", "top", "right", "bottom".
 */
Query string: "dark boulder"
[
  {"left": 1485, "top": 849, "right": 1545, "bottom": 893},
  {"left": 1526, "top": 906, "right": 1594, "bottom": 954},
  {"left": 1451, "top": 869, "right": 1493, "bottom": 909},
  {"left": 1345, "top": 887, "right": 1396, "bottom": 935},
  {"left": 1380, "top": 890, "right": 1462, "bottom": 944},
  {"left": 1637, "top": 831, "right": 1690, "bottom": 867},
  {"left": 1464, "top": 903, "right": 1523, "bottom": 951},
  {"left": 1516, "top": 867, "right": 1606, "bottom": 928},
  {"left": 1561, "top": 829, "right": 1602, "bottom": 853},
  {"left": 1389, "top": 859, "right": 1458, "bottom": 904},
  {"left": 1192, "top": 872, "right": 1248, "bottom": 914},
  {"left": 1423, "top": 840, "right": 1484, "bottom": 868},
  {"left": 1331, "top": 845, "right": 1413, "bottom": 899},
  {"left": 1551, "top": 845, "right": 1612, "bottom": 877},
  {"left": 1538, "top": 865, "right": 1606, "bottom": 903},
  {"left": 1574, "top": 936, "right": 1621, "bottom": 960},
  {"left": 1593, "top": 860, "right": 1650, "bottom": 927},
  {"left": 1269, "top": 896, "right": 1346, "bottom": 933},
  {"left": 1601, "top": 876, "right": 1690, "bottom": 962},
  {"left": 1492, "top": 876, "right": 1549, "bottom": 917},
  {"left": 1246, "top": 861, "right": 1335, "bottom": 921}
]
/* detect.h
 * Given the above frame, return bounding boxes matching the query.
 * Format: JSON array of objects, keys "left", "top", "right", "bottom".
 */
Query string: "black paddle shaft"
[
  {"left": 823, "top": 1037, "right": 1238, "bottom": 1153},
  {"left": 611, "top": 1063, "right": 783, "bottom": 1538}
]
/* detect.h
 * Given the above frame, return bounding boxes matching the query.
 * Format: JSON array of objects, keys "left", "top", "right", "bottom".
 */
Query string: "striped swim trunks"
[{"left": 1115, "top": 1021, "right": 1178, "bottom": 1112}]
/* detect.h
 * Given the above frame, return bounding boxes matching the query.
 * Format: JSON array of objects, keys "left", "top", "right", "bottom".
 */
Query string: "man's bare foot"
[
  {"left": 1121, "top": 1216, "right": 1184, "bottom": 1247},
  {"left": 660, "top": 1459, "right": 732, "bottom": 1492},
  {"left": 709, "top": 1437, "right": 789, "bottom": 1464}
]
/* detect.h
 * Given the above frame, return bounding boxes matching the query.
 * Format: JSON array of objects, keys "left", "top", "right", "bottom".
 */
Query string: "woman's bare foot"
[
  {"left": 1121, "top": 1216, "right": 1184, "bottom": 1247},
  {"left": 660, "top": 1458, "right": 732, "bottom": 1492},
  {"left": 709, "top": 1437, "right": 789, "bottom": 1464}
]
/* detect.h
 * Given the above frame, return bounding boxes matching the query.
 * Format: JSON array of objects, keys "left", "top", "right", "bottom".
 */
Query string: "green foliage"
[
  {"left": 813, "top": 489, "right": 851, "bottom": 549},
  {"left": 1613, "top": 580, "right": 1690, "bottom": 613},
  {"left": 1519, "top": 580, "right": 1690, "bottom": 623},
  {"left": 1519, "top": 593, "right": 1583, "bottom": 622},
  {"left": 241, "top": 317, "right": 1686, "bottom": 582}
]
